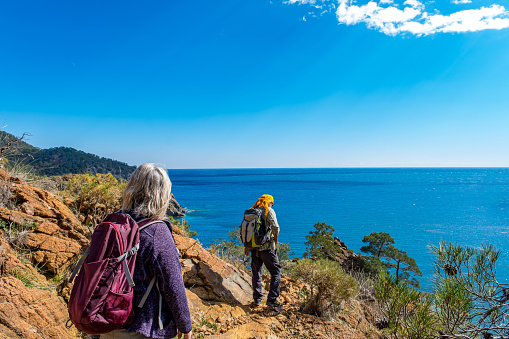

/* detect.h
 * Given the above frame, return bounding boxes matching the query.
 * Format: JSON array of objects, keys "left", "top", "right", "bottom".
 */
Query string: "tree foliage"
[
  {"left": 375, "top": 241, "right": 509, "bottom": 339},
  {"left": 166, "top": 216, "right": 197, "bottom": 238},
  {"left": 30, "top": 147, "right": 135, "bottom": 179},
  {"left": 361, "top": 232, "right": 395, "bottom": 258},
  {"left": 0, "top": 130, "right": 34, "bottom": 166},
  {"left": 429, "top": 241, "right": 509, "bottom": 338},
  {"left": 374, "top": 271, "right": 437, "bottom": 338},
  {"left": 304, "top": 222, "right": 341, "bottom": 259},
  {"left": 361, "top": 232, "right": 422, "bottom": 288},
  {"left": 0, "top": 131, "right": 135, "bottom": 179}
]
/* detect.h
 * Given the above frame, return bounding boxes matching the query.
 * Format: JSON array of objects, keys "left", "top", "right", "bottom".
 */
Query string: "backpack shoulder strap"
[
  {"left": 116, "top": 220, "right": 162, "bottom": 287},
  {"left": 68, "top": 247, "right": 90, "bottom": 283},
  {"left": 139, "top": 220, "right": 161, "bottom": 231},
  {"left": 138, "top": 275, "right": 157, "bottom": 308}
]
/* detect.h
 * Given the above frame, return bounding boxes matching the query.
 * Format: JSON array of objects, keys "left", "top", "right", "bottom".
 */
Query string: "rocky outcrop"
[
  {"left": 0, "top": 277, "right": 77, "bottom": 338},
  {"left": 315, "top": 236, "right": 371, "bottom": 273},
  {"left": 174, "top": 233, "right": 253, "bottom": 305},
  {"left": 168, "top": 193, "right": 188, "bottom": 217},
  {"left": 0, "top": 169, "right": 87, "bottom": 274},
  {"left": 0, "top": 237, "right": 77, "bottom": 338}
]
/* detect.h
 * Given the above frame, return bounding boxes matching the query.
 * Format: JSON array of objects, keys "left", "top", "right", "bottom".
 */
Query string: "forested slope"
[{"left": 0, "top": 131, "right": 135, "bottom": 179}]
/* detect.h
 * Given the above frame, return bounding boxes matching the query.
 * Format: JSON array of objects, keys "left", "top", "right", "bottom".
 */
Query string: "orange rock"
[
  {"left": 0, "top": 170, "right": 86, "bottom": 273},
  {"left": 174, "top": 234, "right": 197, "bottom": 252},
  {"left": 35, "top": 221, "right": 60, "bottom": 235},
  {"left": 0, "top": 277, "right": 77, "bottom": 338},
  {"left": 25, "top": 233, "right": 81, "bottom": 272},
  {"left": 174, "top": 234, "right": 253, "bottom": 305}
]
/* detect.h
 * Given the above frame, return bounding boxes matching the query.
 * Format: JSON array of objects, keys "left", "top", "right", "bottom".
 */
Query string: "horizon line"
[{"left": 165, "top": 166, "right": 509, "bottom": 170}]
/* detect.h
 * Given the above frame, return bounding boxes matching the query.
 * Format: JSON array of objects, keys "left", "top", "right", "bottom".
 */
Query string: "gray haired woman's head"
[{"left": 121, "top": 163, "right": 171, "bottom": 220}]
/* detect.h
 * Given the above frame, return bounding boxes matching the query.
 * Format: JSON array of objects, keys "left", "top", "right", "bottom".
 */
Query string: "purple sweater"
[{"left": 125, "top": 218, "right": 192, "bottom": 338}]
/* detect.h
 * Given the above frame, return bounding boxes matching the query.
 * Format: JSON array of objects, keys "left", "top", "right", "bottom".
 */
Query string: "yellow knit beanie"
[{"left": 251, "top": 194, "right": 274, "bottom": 216}]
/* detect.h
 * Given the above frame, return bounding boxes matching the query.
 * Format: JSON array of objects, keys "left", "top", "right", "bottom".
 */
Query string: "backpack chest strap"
[
  {"left": 116, "top": 243, "right": 140, "bottom": 287},
  {"left": 116, "top": 220, "right": 161, "bottom": 287}
]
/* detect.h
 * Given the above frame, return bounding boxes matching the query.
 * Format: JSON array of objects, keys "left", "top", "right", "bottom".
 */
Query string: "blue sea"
[{"left": 169, "top": 168, "right": 509, "bottom": 289}]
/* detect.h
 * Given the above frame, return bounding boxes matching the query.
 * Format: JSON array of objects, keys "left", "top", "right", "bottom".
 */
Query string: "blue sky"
[{"left": 2, "top": 0, "right": 509, "bottom": 168}]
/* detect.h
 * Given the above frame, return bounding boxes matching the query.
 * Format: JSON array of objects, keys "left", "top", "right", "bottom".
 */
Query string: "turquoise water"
[{"left": 169, "top": 168, "right": 509, "bottom": 289}]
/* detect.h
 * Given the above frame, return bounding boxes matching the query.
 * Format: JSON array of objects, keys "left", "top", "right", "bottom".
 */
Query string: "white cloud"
[
  {"left": 334, "top": 1, "right": 509, "bottom": 36},
  {"left": 285, "top": 0, "right": 509, "bottom": 36},
  {"left": 404, "top": 0, "right": 424, "bottom": 9}
]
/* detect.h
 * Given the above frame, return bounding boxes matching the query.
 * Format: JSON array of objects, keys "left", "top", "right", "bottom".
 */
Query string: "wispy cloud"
[{"left": 286, "top": 0, "right": 509, "bottom": 36}]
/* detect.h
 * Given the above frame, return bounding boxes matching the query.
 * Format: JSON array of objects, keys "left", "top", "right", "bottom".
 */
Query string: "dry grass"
[{"left": 0, "top": 182, "right": 11, "bottom": 207}]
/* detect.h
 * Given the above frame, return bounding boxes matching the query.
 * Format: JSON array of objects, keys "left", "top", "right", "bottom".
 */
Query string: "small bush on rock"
[
  {"left": 60, "top": 173, "right": 126, "bottom": 228},
  {"left": 166, "top": 216, "right": 197, "bottom": 238},
  {"left": 291, "top": 259, "right": 359, "bottom": 319},
  {"left": 0, "top": 220, "right": 37, "bottom": 249}
]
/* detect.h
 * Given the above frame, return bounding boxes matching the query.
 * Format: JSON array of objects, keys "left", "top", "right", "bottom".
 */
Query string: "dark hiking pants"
[{"left": 251, "top": 249, "right": 281, "bottom": 304}]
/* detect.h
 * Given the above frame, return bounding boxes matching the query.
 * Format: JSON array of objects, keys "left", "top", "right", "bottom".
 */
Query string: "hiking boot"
[
  {"left": 266, "top": 300, "right": 283, "bottom": 308},
  {"left": 250, "top": 301, "right": 261, "bottom": 308}
]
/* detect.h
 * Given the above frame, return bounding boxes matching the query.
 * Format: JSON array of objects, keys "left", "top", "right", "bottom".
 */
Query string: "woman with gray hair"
[{"left": 101, "top": 163, "right": 192, "bottom": 339}]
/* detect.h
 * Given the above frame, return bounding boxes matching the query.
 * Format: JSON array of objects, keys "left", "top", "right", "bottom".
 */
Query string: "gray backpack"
[{"left": 240, "top": 207, "right": 271, "bottom": 249}]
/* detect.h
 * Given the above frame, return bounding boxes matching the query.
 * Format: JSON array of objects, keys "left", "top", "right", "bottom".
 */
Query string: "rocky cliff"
[{"left": 0, "top": 169, "right": 381, "bottom": 339}]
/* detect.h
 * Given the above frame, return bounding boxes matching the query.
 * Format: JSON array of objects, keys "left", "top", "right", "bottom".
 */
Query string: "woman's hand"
[{"left": 177, "top": 330, "right": 191, "bottom": 339}]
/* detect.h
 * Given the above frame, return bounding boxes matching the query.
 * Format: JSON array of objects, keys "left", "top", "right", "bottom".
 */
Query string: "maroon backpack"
[{"left": 67, "top": 213, "right": 159, "bottom": 334}]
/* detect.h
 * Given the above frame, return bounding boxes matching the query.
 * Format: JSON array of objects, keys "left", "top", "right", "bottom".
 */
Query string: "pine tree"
[{"left": 361, "top": 232, "right": 421, "bottom": 288}]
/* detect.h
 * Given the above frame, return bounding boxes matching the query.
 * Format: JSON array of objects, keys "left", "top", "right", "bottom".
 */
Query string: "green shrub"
[
  {"left": 372, "top": 241, "right": 509, "bottom": 338},
  {"left": 60, "top": 173, "right": 126, "bottom": 227},
  {"left": 209, "top": 227, "right": 249, "bottom": 272},
  {"left": 429, "top": 241, "right": 509, "bottom": 338},
  {"left": 374, "top": 271, "right": 437, "bottom": 338},
  {"left": 166, "top": 216, "right": 197, "bottom": 238},
  {"left": 291, "top": 259, "right": 358, "bottom": 319}
]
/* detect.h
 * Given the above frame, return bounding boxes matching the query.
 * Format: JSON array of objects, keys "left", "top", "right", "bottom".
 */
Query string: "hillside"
[
  {"left": 0, "top": 131, "right": 135, "bottom": 179},
  {"left": 0, "top": 168, "right": 381, "bottom": 339}
]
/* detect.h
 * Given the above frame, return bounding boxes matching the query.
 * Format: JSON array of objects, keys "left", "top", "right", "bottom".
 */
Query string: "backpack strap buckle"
[{"left": 116, "top": 243, "right": 140, "bottom": 287}]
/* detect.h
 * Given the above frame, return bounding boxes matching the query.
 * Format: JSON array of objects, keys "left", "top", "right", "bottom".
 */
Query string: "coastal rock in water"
[
  {"left": 168, "top": 193, "right": 187, "bottom": 217},
  {"left": 0, "top": 169, "right": 87, "bottom": 273},
  {"left": 174, "top": 233, "right": 253, "bottom": 305}
]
